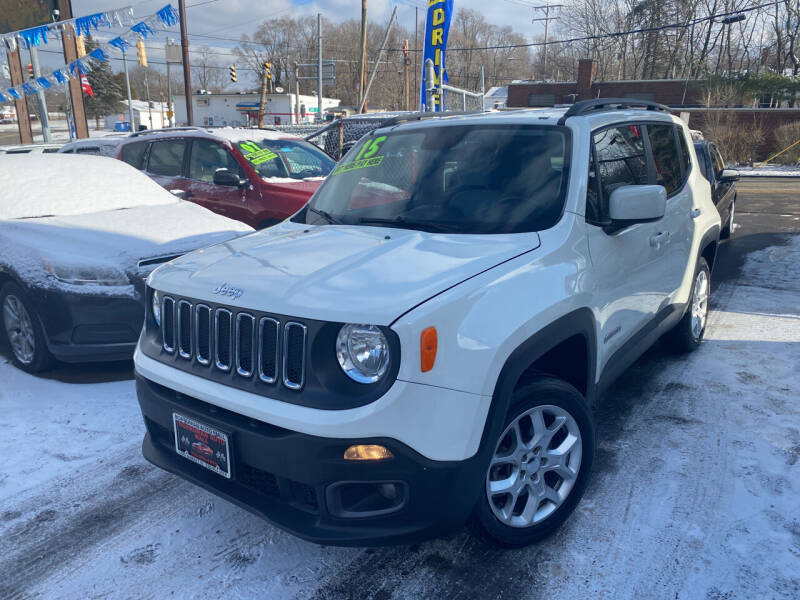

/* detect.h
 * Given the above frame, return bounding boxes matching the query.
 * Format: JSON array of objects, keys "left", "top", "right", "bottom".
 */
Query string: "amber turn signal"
[
  {"left": 420, "top": 326, "right": 437, "bottom": 372},
  {"left": 343, "top": 444, "right": 394, "bottom": 461}
]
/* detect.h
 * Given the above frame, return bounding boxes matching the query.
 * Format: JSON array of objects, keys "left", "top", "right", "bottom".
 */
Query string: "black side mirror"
[{"left": 213, "top": 168, "right": 247, "bottom": 187}]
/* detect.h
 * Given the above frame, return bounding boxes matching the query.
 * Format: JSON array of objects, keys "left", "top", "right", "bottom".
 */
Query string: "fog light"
[{"left": 344, "top": 444, "right": 394, "bottom": 461}]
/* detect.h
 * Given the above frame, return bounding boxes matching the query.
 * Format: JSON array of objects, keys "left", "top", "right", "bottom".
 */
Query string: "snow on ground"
[
  {"left": 1, "top": 238, "right": 798, "bottom": 600},
  {"left": 736, "top": 164, "right": 800, "bottom": 177}
]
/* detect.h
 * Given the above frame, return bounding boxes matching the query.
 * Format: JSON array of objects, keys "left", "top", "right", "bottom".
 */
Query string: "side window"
[
  {"left": 76, "top": 147, "right": 100, "bottom": 155},
  {"left": 695, "top": 146, "right": 709, "bottom": 181},
  {"left": 586, "top": 150, "right": 602, "bottom": 223},
  {"left": 676, "top": 126, "right": 691, "bottom": 176},
  {"left": 710, "top": 145, "right": 725, "bottom": 176},
  {"left": 121, "top": 141, "right": 149, "bottom": 170},
  {"left": 647, "top": 124, "right": 682, "bottom": 195},
  {"left": 592, "top": 124, "right": 648, "bottom": 206},
  {"left": 189, "top": 140, "right": 242, "bottom": 183},
  {"left": 147, "top": 139, "right": 187, "bottom": 177}
]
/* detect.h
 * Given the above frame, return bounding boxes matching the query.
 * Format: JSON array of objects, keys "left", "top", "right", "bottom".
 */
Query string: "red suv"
[{"left": 116, "top": 127, "right": 335, "bottom": 229}]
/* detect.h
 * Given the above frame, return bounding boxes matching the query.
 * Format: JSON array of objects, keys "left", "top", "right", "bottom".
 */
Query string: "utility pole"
[
  {"left": 403, "top": 40, "right": 410, "bottom": 111},
  {"left": 122, "top": 48, "right": 135, "bottom": 129},
  {"left": 414, "top": 6, "right": 418, "bottom": 111},
  {"left": 359, "top": 0, "right": 367, "bottom": 113},
  {"left": 358, "top": 6, "right": 397, "bottom": 114},
  {"left": 258, "top": 62, "right": 268, "bottom": 127},
  {"left": 531, "top": 4, "right": 562, "bottom": 81},
  {"left": 56, "top": 0, "right": 89, "bottom": 139},
  {"left": 29, "top": 47, "right": 51, "bottom": 142},
  {"left": 294, "top": 62, "right": 300, "bottom": 124},
  {"left": 6, "top": 48, "right": 33, "bottom": 144},
  {"left": 317, "top": 14, "right": 323, "bottom": 122},
  {"left": 178, "top": 0, "right": 193, "bottom": 125}
]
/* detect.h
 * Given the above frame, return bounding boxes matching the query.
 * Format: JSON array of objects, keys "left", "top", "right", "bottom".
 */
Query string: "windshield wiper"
[
  {"left": 307, "top": 206, "right": 342, "bottom": 225},
  {"left": 357, "top": 216, "right": 460, "bottom": 233}
]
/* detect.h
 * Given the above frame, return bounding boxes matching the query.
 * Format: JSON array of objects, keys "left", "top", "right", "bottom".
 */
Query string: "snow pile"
[
  {"left": 735, "top": 164, "right": 800, "bottom": 177},
  {"left": 0, "top": 155, "right": 178, "bottom": 219}
]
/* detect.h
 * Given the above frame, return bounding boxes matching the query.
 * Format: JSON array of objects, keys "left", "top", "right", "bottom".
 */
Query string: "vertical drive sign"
[{"left": 419, "top": 0, "right": 454, "bottom": 112}]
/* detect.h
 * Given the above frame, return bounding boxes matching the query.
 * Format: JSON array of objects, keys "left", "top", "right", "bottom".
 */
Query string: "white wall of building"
[
  {"left": 104, "top": 100, "right": 168, "bottom": 131},
  {"left": 173, "top": 93, "right": 340, "bottom": 127}
]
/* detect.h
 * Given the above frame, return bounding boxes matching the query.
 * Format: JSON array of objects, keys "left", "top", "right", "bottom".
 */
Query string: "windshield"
[
  {"left": 296, "top": 124, "right": 570, "bottom": 234},
  {"left": 235, "top": 139, "right": 334, "bottom": 181}
]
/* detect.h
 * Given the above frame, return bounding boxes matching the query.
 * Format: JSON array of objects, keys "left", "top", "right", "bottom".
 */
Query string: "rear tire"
[
  {"left": 663, "top": 257, "right": 710, "bottom": 353},
  {"left": 1, "top": 282, "right": 54, "bottom": 373},
  {"left": 720, "top": 197, "right": 735, "bottom": 239},
  {"left": 469, "top": 376, "right": 595, "bottom": 548}
]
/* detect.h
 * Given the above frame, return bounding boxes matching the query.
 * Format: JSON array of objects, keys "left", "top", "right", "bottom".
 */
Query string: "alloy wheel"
[
  {"left": 486, "top": 404, "right": 582, "bottom": 528},
  {"left": 2, "top": 294, "right": 36, "bottom": 365},
  {"left": 690, "top": 269, "right": 709, "bottom": 340}
]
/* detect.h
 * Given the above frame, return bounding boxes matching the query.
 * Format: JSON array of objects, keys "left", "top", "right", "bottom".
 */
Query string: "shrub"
[{"left": 772, "top": 121, "right": 800, "bottom": 165}]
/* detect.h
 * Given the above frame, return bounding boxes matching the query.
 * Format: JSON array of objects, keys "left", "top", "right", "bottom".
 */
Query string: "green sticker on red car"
[{"left": 239, "top": 141, "right": 278, "bottom": 165}]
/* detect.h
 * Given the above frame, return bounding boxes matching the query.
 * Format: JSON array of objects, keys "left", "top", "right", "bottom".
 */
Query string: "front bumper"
[
  {"left": 137, "top": 374, "right": 486, "bottom": 546},
  {"left": 31, "top": 288, "right": 143, "bottom": 362}
]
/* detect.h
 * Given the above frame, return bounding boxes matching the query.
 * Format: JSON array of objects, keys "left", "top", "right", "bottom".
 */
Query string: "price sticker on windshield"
[
  {"left": 333, "top": 136, "right": 387, "bottom": 175},
  {"left": 239, "top": 141, "right": 278, "bottom": 166}
]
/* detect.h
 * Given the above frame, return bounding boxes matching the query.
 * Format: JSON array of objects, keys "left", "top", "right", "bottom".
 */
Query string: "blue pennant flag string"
[
  {"left": 68, "top": 60, "right": 87, "bottom": 77},
  {"left": 19, "top": 25, "right": 49, "bottom": 48},
  {"left": 52, "top": 69, "right": 68, "bottom": 84},
  {"left": 157, "top": 5, "right": 179, "bottom": 27},
  {"left": 88, "top": 47, "right": 109, "bottom": 62},
  {"left": 7, "top": 88, "right": 20, "bottom": 100},
  {"left": 108, "top": 36, "right": 130, "bottom": 51},
  {"left": 21, "top": 83, "right": 37, "bottom": 96},
  {"left": 75, "top": 12, "right": 109, "bottom": 37},
  {"left": 36, "top": 77, "right": 52, "bottom": 89},
  {"left": 0, "top": 92, "right": 6, "bottom": 103},
  {"left": 131, "top": 21, "right": 155, "bottom": 38}
]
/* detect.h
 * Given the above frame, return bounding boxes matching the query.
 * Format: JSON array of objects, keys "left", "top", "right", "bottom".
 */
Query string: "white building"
[
  {"left": 104, "top": 100, "right": 169, "bottom": 132},
  {"left": 173, "top": 92, "right": 341, "bottom": 127},
  {"left": 484, "top": 86, "right": 508, "bottom": 111}
]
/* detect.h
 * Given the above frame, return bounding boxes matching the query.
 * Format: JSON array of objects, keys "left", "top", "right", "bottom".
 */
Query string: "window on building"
[
  {"left": 647, "top": 124, "right": 682, "bottom": 195},
  {"left": 528, "top": 94, "right": 556, "bottom": 107}
]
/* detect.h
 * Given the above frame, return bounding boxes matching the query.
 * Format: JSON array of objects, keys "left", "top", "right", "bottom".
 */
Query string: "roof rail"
[
  {"left": 128, "top": 126, "right": 206, "bottom": 137},
  {"left": 556, "top": 98, "right": 671, "bottom": 125}
]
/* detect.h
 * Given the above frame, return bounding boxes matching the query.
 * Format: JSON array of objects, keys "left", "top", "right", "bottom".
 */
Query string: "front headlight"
[
  {"left": 151, "top": 290, "right": 161, "bottom": 327},
  {"left": 44, "top": 263, "right": 129, "bottom": 287},
  {"left": 336, "top": 324, "right": 390, "bottom": 384}
]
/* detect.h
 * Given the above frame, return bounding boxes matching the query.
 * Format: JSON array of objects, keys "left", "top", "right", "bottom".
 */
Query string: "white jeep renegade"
[{"left": 135, "top": 99, "right": 720, "bottom": 547}]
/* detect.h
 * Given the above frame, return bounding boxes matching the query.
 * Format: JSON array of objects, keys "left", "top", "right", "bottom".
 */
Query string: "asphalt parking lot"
[{"left": 1, "top": 177, "right": 798, "bottom": 599}]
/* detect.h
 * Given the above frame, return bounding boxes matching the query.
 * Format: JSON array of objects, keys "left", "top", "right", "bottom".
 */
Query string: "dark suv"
[{"left": 116, "top": 127, "right": 335, "bottom": 229}]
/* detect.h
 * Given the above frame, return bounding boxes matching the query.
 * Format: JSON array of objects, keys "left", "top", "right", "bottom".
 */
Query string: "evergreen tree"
[{"left": 83, "top": 37, "right": 124, "bottom": 128}]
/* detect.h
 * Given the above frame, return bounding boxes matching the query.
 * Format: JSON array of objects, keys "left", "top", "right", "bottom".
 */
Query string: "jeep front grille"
[{"left": 160, "top": 296, "right": 306, "bottom": 390}]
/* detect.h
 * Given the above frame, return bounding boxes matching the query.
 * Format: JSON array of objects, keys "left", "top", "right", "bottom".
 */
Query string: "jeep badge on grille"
[{"left": 212, "top": 283, "right": 244, "bottom": 300}]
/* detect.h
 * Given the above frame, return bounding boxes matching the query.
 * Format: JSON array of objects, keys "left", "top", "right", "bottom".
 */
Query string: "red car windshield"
[{"left": 235, "top": 139, "right": 334, "bottom": 181}]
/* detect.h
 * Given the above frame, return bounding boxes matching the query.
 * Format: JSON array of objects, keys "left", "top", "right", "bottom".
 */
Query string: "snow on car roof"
[
  {"left": 209, "top": 127, "right": 297, "bottom": 143},
  {"left": 0, "top": 154, "right": 179, "bottom": 220}
]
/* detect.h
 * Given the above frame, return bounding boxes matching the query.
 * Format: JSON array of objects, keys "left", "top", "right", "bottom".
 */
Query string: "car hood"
[
  {"left": 150, "top": 220, "right": 540, "bottom": 324},
  {"left": 1, "top": 202, "right": 252, "bottom": 272}
]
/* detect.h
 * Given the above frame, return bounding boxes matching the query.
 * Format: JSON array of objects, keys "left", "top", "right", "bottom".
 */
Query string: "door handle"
[
  {"left": 690, "top": 208, "right": 702, "bottom": 219},
  {"left": 649, "top": 232, "right": 669, "bottom": 248}
]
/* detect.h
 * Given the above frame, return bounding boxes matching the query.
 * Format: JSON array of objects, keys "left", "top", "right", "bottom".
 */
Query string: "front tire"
[
  {"left": 1, "top": 282, "right": 54, "bottom": 373},
  {"left": 469, "top": 376, "right": 595, "bottom": 548},
  {"left": 663, "top": 257, "right": 710, "bottom": 353}
]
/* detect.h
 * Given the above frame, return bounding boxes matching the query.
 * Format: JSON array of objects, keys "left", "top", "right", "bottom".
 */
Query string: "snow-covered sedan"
[{"left": 0, "top": 155, "right": 253, "bottom": 373}]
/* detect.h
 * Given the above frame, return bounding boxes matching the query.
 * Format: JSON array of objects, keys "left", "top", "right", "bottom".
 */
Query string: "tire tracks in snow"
[{"left": 0, "top": 445, "right": 185, "bottom": 600}]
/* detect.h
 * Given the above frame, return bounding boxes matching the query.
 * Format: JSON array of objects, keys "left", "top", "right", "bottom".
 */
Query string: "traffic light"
[
  {"left": 229, "top": 64, "right": 237, "bottom": 83},
  {"left": 27, "top": 63, "right": 34, "bottom": 79},
  {"left": 264, "top": 61, "right": 272, "bottom": 80},
  {"left": 75, "top": 34, "right": 86, "bottom": 58},
  {"left": 136, "top": 38, "right": 148, "bottom": 67}
]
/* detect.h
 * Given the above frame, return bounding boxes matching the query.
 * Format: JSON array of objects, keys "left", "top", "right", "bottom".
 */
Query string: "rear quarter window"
[
  {"left": 121, "top": 141, "right": 149, "bottom": 170},
  {"left": 647, "top": 124, "right": 682, "bottom": 195}
]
